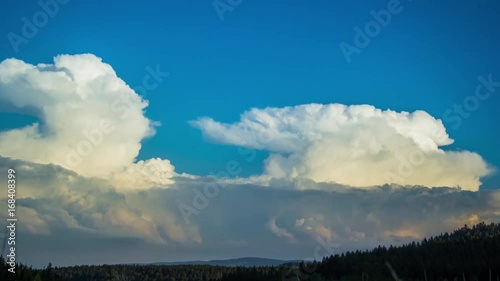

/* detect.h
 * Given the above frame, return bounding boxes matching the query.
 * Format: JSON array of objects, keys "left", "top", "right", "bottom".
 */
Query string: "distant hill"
[{"left": 153, "top": 257, "right": 291, "bottom": 267}]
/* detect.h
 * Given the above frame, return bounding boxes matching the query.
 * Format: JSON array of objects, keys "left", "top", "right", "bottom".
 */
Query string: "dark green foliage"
[
  {"left": 0, "top": 258, "right": 64, "bottom": 281},
  {"left": 2, "top": 222, "right": 499, "bottom": 281},
  {"left": 56, "top": 264, "right": 236, "bottom": 281},
  {"left": 316, "top": 222, "right": 500, "bottom": 281}
]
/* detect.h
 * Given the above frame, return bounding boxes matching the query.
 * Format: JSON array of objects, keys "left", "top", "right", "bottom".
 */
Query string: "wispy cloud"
[{"left": 267, "top": 217, "right": 295, "bottom": 241}]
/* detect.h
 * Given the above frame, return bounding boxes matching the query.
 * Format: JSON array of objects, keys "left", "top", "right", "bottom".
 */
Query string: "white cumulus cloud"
[
  {"left": 0, "top": 54, "right": 175, "bottom": 189},
  {"left": 191, "top": 104, "right": 492, "bottom": 191}
]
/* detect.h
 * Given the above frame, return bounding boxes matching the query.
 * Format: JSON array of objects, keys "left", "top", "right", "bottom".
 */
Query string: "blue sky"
[
  {"left": 1, "top": 0, "right": 499, "bottom": 189},
  {"left": 0, "top": 0, "right": 500, "bottom": 267}
]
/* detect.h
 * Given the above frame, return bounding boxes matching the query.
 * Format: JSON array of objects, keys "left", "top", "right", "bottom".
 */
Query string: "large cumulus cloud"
[
  {"left": 0, "top": 54, "right": 175, "bottom": 189},
  {"left": 191, "top": 104, "right": 492, "bottom": 191}
]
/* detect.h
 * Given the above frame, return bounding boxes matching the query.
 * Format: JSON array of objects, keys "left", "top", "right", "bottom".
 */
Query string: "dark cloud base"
[{"left": 0, "top": 156, "right": 498, "bottom": 267}]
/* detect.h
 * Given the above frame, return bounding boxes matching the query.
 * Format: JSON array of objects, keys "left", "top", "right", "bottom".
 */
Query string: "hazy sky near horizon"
[{"left": 0, "top": 0, "right": 499, "bottom": 267}]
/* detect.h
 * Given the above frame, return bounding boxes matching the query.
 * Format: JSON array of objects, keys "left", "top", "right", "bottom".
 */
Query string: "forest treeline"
[{"left": 1, "top": 222, "right": 499, "bottom": 281}]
